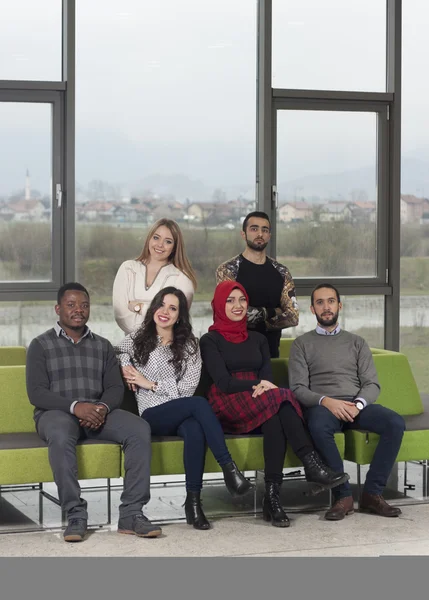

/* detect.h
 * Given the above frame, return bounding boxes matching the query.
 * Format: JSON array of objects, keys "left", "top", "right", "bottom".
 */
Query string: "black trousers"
[
  {"left": 259, "top": 403, "right": 314, "bottom": 484},
  {"left": 261, "top": 330, "right": 282, "bottom": 358}
]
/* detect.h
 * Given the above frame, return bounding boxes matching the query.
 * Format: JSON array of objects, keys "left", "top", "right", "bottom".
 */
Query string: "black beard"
[
  {"left": 316, "top": 311, "right": 339, "bottom": 328},
  {"left": 246, "top": 239, "right": 268, "bottom": 252}
]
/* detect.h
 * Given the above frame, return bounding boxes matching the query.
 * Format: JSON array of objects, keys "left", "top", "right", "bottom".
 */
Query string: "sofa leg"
[
  {"left": 107, "top": 478, "right": 112, "bottom": 524},
  {"left": 356, "top": 465, "right": 362, "bottom": 508},
  {"left": 38, "top": 483, "right": 43, "bottom": 525},
  {"left": 423, "top": 460, "right": 428, "bottom": 497}
]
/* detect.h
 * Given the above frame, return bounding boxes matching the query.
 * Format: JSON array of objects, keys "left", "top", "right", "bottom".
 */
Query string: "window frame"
[
  {"left": 0, "top": 90, "right": 64, "bottom": 299},
  {"left": 271, "top": 95, "right": 390, "bottom": 295}
]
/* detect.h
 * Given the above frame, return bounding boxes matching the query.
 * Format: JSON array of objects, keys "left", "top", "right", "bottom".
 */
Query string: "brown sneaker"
[
  {"left": 359, "top": 492, "right": 402, "bottom": 517},
  {"left": 324, "top": 496, "right": 354, "bottom": 521}
]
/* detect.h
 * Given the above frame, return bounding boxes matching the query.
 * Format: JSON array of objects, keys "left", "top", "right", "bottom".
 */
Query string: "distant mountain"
[
  {"left": 2, "top": 126, "right": 429, "bottom": 201},
  {"left": 279, "top": 157, "right": 429, "bottom": 202}
]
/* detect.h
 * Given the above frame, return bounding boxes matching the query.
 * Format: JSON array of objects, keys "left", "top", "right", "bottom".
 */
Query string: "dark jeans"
[
  {"left": 143, "top": 396, "right": 232, "bottom": 492},
  {"left": 305, "top": 404, "right": 405, "bottom": 499},
  {"left": 37, "top": 408, "right": 152, "bottom": 520},
  {"left": 254, "top": 402, "right": 314, "bottom": 485}
]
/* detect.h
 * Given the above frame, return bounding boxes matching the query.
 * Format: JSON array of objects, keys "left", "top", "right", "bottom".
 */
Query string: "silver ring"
[{"left": 96, "top": 407, "right": 100, "bottom": 413}]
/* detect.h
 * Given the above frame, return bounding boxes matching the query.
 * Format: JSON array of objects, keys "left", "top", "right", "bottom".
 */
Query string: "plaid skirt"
[{"left": 207, "top": 371, "right": 303, "bottom": 434}]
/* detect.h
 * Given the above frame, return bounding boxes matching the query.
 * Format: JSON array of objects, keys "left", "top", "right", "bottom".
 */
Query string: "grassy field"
[{"left": 1, "top": 222, "right": 428, "bottom": 392}]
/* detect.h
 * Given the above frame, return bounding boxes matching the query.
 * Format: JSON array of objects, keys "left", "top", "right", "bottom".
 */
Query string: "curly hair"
[{"left": 132, "top": 286, "right": 198, "bottom": 377}]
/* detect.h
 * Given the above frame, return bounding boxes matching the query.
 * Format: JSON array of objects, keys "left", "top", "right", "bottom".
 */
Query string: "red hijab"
[{"left": 209, "top": 281, "right": 249, "bottom": 344}]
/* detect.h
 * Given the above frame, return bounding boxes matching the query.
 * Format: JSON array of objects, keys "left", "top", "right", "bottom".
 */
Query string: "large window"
[
  {"left": 0, "top": 0, "right": 62, "bottom": 81},
  {"left": 0, "top": 102, "right": 53, "bottom": 282},
  {"left": 75, "top": 0, "right": 257, "bottom": 342},
  {"left": 401, "top": 0, "right": 429, "bottom": 394},
  {"left": 272, "top": 0, "right": 386, "bottom": 92},
  {"left": 0, "top": 93, "right": 63, "bottom": 294},
  {"left": 275, "top": 109, "right": 380, "bottom": 279}
]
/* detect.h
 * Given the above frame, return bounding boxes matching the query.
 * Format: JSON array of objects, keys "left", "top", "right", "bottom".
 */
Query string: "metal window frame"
[
  {"left": 0, "top": 90, "right": 63, "bottom": 299},
  {"left": 0, "top": 0, "right": 75, "bottom": 302},
  {"left": 0, "top": 0, "right": 402, "bottom": 353},
  {"left": 272, "top": 97, "right": 390, "bottom": 292},
  {"left": 257, "top": 0, "right": 402, "bottom": 349}
]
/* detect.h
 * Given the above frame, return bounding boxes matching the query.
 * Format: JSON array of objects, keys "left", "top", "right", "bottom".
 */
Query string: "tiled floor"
[{"left": 1, "top": 461, "right": 428, "bottom": 556}]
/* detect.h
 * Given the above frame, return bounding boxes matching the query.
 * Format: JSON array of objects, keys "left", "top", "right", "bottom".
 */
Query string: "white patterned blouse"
[{"left": 115, "top": 333, "right": 202, "bottom": 416}]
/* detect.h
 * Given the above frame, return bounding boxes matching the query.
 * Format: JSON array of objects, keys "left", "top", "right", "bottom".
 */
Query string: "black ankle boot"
[
  {"left": 184, "top": 491, "right": 210, "bottom": 530},
  {"left": 221, "top": 462, "right": 254, "bottom": 497},
  {"left": 262, "top": 482, "right": 290, "bottom": 528},
  {"left": 301, "top": 451, "right": 349, "bottom": 490}
]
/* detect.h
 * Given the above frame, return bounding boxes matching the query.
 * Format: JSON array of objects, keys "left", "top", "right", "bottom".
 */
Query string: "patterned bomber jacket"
[{"left": 215, "top": 254, "right": 299, "bottom": 331}]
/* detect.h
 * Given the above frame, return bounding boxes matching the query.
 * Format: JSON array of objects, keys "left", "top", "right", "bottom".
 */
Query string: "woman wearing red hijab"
[{"left": 200, "top": 281, "right": 349, "bottom": 527}]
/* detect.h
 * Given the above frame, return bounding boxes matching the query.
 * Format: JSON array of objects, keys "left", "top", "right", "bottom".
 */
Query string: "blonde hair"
[{"left": 136, "top": 218, "right": 197, "bottom": 289}]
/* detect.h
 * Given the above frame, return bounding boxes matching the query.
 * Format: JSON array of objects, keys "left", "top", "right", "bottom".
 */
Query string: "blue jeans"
[
  {"left": 143, "top": 396, "right": 232, "bottom": 492},
  {"left": 305, "top": 403, "right": 405, "bottom": 499}
]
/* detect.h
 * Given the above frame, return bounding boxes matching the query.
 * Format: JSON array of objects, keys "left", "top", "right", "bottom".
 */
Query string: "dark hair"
[
  {"left": 311, "top": 283, "right": 341, "bottom": 306},
  {"left": 57, "top": 282, "right": 90, "bottom": 305},
  {"left": 132, "top": 286, "right": 198, "bottom": 376},
  {"left": 242, "top": 211, "right": 271, "bottom": 232}
]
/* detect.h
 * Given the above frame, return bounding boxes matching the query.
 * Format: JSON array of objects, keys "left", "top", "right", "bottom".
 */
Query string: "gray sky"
[{"left": 0, "top": 0, "right": 428, "bottom": 196}]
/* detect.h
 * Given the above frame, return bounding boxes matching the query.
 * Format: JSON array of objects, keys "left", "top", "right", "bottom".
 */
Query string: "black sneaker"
[
  {"left": 118, "top": 514, "right": 162, "bottom": 538},
  {"left": 63, "top": 518, "right": 88, "bottom": 542}
]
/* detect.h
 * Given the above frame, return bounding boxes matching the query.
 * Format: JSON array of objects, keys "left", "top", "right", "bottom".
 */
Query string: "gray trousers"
[{"left": 36, "top": 408, "right": 151, "bottom": 521}]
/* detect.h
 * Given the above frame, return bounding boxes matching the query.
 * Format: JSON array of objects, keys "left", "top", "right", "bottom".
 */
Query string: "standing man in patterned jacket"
[{"left": 216, "top": 211, "right": 299, "bottom": 358}]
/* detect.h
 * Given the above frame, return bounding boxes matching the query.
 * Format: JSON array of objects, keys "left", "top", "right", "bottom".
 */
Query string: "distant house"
[
  {"left": 80, "top": 202, "right": 119, "bottom": 222},
  {"left": 347, "top": 201, "right": 377, "bottom": 224},
  {"left": 0, "top": 202, "right": 15, "bottom": 222},
  {"left": 319, "top": 201, "right": 349, "bottom": 222},
  {"left": 187, "top": 203, "right": 217, "bottom": 222},
  {"left": 3, "top": 200, "right": 47, "bottom": 222},
  {"left": 401, "top": 195, "right": 429, "bottom": 224},
  {"left": 152, "top": 203, "right": 185, "bottom": 222},
  {"left": 278, "top": 201, "right": 313, "bottom": 223}
]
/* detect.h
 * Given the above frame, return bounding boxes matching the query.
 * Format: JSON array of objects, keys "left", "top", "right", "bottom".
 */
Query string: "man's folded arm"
[
  {"left": 26, "top": 339, "right": 76, "bottom": 412},
  {"left": 288, "top": 342, "right": 323, "bottom": 407}
]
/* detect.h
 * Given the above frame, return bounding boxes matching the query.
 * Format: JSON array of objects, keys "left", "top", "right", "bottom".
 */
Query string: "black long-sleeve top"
[{"left": 199, "top": 330, "right": 273, "bottom": 394}]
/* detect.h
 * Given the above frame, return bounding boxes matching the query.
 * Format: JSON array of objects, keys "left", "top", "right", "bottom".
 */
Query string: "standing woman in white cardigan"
[{"left": 113, "top": 218, "right": 197, "bottom": 334}]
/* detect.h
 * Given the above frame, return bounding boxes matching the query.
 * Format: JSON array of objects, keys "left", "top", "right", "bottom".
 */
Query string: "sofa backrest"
[
  {"left": 0, "top": 365, "right": 36, "bottom": 433},
  {"left": 279, "top": 338, "right": 295, "bottom": 359},
  {"left": 372, "top": 353, "right": 423, "bottom": 415},
  {"left": 0, "top": 346, "right": 26, "bottom": 366}
]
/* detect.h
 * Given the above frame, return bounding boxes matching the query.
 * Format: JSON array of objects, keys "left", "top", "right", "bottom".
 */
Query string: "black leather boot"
[
  {"left": 221, "top": 462, "right": 254, "bottom": 497},
  {"left": 262, "top": 482, "right": 290, "bottom": 528},
  {"left": 301, "top": 451, "right": 349, "bottom": 490},
  {"left": 184, "top": 491, "right": 210, "bottom": 530}
]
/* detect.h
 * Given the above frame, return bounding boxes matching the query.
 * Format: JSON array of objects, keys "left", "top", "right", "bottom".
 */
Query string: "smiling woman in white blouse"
[
  {"left": 115, "top": 286, "right": 253, "bottom": 530},
  {"left": 112, "top": 218, "right": 197, "bottom": 335}
]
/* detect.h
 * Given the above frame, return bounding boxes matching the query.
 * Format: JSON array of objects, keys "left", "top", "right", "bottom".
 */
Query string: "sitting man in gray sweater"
[
  {"left": 288, "top": 283, "right": 405, "bottom": 521},
  {"left": 26, "top": 282, "right": 161, "bottom": 542}
]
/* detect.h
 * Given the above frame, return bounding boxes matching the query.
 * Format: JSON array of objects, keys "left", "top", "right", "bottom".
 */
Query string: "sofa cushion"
[{"left": 0, "top": 433, "right": 121, "bottom": 485}]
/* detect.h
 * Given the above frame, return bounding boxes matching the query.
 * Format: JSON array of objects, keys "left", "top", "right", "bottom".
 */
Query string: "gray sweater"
[
  {"left": 288, "top": 329, "right": 380, "bottom": 408},
  {"left": 26, "top": 328, "right": 124, "bottom": 421}
]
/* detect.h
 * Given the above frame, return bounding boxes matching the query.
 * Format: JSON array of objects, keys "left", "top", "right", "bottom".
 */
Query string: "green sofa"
[
  {"left": 0, "top": 365, "right": 121, "bottom": 487},
  {"left": 0, "top": 358, "right": 345, "bottom": 495},
  {"left": 6, "top": 337, "right": 423, "bottom": 521},
  {"left": 0, "top": 346, "right": 26, "bottom": 366}
]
